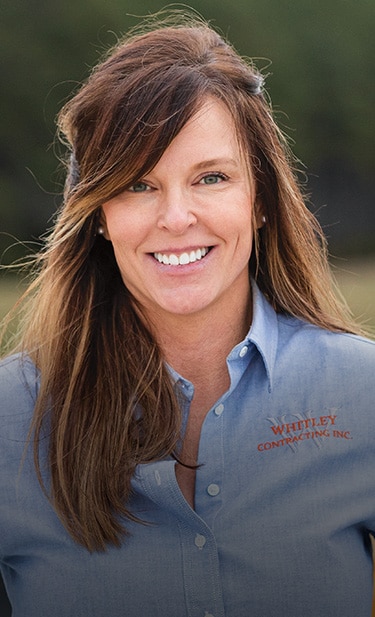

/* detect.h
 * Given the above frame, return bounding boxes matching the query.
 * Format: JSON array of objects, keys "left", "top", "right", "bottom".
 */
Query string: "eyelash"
[
  {"left": 128, "top": 172, "right": 229, "bottom": 192},
  {"left": 198, "top": 172, "right": 228, "bottom": 185},
  {"left": 128, "top": 181, "right": 150, "bottom": 193}
]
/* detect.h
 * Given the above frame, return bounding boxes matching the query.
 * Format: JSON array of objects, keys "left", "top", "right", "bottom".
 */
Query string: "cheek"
[
  {"left": 222, "top": 204, "right": 254, "bottom": 242},
  {"left": 231, "top": 207, "right": 254, "bottom": 260},
  {"left": 104, "top": 210, "right": 145, "bottom": 248}
]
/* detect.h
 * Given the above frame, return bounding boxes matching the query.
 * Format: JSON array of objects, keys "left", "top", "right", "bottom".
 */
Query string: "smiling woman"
[
  {"left": 100, "top": 99, "right": 255, "bottom": 322},
  {"left": 1, "top": 10, "right": 375, "bottom": 617}
]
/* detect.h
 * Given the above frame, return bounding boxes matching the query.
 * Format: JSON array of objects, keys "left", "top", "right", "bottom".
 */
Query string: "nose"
[{"left": 157, "top": 190, "right": 197, "bottom": 235}]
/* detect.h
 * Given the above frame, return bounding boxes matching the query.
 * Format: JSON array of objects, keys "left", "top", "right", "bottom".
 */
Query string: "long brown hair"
[{"left": 2, "top": 12, "right": 362, "bottom": 551}]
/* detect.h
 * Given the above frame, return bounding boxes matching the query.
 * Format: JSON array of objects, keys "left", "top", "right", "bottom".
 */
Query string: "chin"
[{"left": 156, "top": 297, "right": 211, "bottom": 317}]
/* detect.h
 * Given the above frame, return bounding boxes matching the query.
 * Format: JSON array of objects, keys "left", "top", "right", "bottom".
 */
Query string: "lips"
[{"left": 153, "top": 247, "right": 210, "bottom": 266}]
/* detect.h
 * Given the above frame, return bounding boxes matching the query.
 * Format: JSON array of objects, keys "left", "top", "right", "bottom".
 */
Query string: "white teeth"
[
  {"left": 169, "top": 254, "right": 179, "bottom": 266},
  {"left": 154, "top": 247, "right": 209, "bottom": 266},
  {"left": 179, "top": 253, "right": 190, "bottom": 265}
]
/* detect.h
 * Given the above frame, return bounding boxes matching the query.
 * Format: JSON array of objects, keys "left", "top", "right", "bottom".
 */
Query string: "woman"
[{"left": 1, "top": 13, "right": 375, "bottom": 617}]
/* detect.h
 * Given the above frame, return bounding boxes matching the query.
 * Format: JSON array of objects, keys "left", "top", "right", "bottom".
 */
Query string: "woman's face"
[{"left": 101, "top": 98, "right": 256, "bottom": 322}]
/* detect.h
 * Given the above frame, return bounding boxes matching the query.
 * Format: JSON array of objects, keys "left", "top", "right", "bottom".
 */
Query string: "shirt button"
[
  {"left": 239, "top": 345, "right": 248, "bottom": 358},
  {"left": 194, "top": 534, "right": 206, "bottom": 549},
  {"left": 207, "top": 483, "right": 220, "bottom": 496},
  {"left": 214, "top": 403, "right": 224, "bottom": 416}
]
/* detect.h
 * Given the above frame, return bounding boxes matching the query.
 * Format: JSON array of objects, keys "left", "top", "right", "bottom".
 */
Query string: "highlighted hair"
[{"left": 4, "top": 12, "right": 360, "bottom": 550}]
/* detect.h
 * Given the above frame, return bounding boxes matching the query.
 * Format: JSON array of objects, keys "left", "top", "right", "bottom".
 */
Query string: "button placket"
[
  {"left": 194, "top": 393, "right": 225, "bottom": 526},
  {"left": 214, "top": 403, "right": 224, "bottom": 416},
  {"left": 194, "top": 533, "right": 207, "bottom": 550},
  {"left": 207, "top": 483, "right": 220, "bottom": 496}
]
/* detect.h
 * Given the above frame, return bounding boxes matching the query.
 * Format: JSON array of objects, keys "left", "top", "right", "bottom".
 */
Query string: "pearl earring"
[
  {"left": 97, "top": 226, "right": 105, "bottom": 235},
  {"left": 261, "top": 215, "right": 266, "bottom": 224}
]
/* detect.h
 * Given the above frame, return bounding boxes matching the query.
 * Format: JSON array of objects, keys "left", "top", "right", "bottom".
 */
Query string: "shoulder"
[
  {"left": 262, "top": 319, "right": 375, "bottom": 434},
  {"left": 275, "top": 315, "right": 375, "bottom": 383},
  {"left": 0, "top": 352, "right": 39, "bottom": 393},
  {"left": 251, "top": 287, "right": 375, "bottom": 389},
  {"left": 0, "top": 353, "right": 39, "bottom": 428},
  {"left": 278, "top": 313, "right": 375, "bottom": 355}
]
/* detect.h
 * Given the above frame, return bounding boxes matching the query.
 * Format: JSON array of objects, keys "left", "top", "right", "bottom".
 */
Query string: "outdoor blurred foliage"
[{"left": 1, "top": 0, "right": 374, "bottom": 264}]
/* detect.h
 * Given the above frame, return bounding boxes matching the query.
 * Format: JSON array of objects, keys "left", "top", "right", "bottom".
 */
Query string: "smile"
[{"left": 153, "top": 247, "right": 210, "bottom": 266}]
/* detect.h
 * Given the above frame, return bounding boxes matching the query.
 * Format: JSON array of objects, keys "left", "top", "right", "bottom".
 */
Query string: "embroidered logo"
[{"left": 257, "top": 409, "right": 352, "bottom": 453}]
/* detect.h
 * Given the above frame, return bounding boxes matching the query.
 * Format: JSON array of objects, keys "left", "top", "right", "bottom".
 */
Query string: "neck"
[{"left": 147, "top": 284, "right": 252, "bottom": 387}]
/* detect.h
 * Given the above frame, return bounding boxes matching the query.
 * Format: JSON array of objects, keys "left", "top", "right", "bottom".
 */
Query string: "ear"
[
  {"left": 97, "top": 211, "right": 110, "bottom": 240},
  {"left": 254, "top": 202, "right": 266, "bottom": 229}
]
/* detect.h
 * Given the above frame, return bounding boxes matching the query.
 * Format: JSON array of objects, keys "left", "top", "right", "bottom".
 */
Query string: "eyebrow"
[{"left": 192, "top": 157, "right": 240, "bottom": 171}]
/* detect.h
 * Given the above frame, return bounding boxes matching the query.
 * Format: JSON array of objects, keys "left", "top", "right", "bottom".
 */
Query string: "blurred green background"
[
  {"left": 0, "top": 2, "right": 374, "bottom": 611},
  {"left": 0, "top": 0, "right": 374, "bottom": 328}
]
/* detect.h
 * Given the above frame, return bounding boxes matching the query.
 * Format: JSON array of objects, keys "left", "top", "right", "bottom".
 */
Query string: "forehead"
[
  {"left": 155, "top": 98, "right": 243, "bottom": 164},
  {"left": 180, "top": 97, "right": 237, "bottom": 136}
]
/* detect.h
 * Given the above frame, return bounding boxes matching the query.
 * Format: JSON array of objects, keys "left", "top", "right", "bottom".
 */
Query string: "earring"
[
  {"left": 97, "top": 225, "right": 105, "bottom": 235},
  {"left": 261, "top": 215, "right": 266, "bottom": 224}
]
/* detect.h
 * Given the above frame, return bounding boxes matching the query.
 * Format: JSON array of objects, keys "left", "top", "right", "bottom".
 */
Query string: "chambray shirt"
[{"left": 1, "top": 285, "right": 375, "bottom": 617}]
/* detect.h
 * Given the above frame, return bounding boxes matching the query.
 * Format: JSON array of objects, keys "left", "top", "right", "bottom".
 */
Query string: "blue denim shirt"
[{"left": 1, "top": 285, "right": 375, "bottom": 616}]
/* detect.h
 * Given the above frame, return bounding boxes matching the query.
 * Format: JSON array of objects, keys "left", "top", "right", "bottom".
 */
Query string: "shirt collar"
[{"left": 245, "top": 280, "right": 278, "bottom": 390}]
